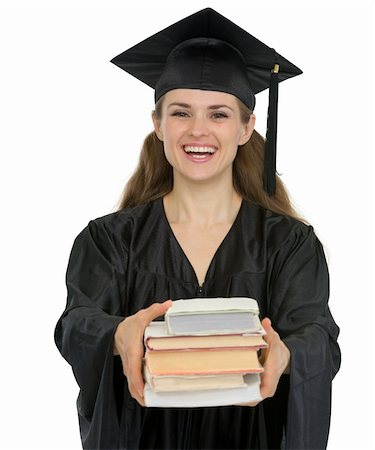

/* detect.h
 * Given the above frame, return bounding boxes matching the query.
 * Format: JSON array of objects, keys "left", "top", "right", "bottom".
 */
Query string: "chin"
[{"left": 178, "top": 170, "right": 231, "bottom": 185}]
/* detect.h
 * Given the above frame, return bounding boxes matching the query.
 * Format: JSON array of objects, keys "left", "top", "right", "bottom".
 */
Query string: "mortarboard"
[{"left": 111, "top": 8, "right": 302, "bottom": 196}]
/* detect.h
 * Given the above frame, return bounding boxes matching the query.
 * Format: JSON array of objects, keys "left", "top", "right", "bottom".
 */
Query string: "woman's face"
[{"left": 152, "top": 89, "right": 255, "bottom": 185}]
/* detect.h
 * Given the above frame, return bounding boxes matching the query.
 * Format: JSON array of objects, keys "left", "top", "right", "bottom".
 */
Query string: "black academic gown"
[{"left": 54, "top": 199, "right": 341, "bottom": 450}]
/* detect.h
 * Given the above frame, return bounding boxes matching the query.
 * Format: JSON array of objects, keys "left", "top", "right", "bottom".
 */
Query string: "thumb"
[
  {"left": 140, "top": 300, "right": 173, "bottom": 326},
  {"left": 262, "top": 317, "right": 272, "bottom": 332},
  {"left": 261, "top": 317, "right": 275, "bottom": 346}
]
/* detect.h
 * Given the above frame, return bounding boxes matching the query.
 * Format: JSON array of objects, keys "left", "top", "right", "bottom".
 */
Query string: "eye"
[
  {"left": 171, "top": 110, "right": 190, "bottom": 118},
  {"left": 211, "top": 111, "right": 229, "bottom": 119}
]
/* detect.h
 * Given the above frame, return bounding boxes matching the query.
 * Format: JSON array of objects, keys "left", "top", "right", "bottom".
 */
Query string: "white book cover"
[
  {"left": 144, "top": 320, "right": 266, "bottom": 342},
  {"left": 166, "top": 297, "right": 259, "bottom": 315},
  {"left": 144, "top": 374, "right": 261, "bottom": 408},
  {"left": 165, "top": 297, "right": 262, "bottom": 335}
]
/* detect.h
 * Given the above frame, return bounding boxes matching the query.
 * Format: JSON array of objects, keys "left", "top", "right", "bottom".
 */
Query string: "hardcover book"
[
  {"left": 144, "top": 374, "right": 262, "bottom": 407},
  {"left": 165, "top": 297, "right": 262, "bottom": 335},
  {"left": 144, "top": 321, "right": 266, "bottom": 351}
]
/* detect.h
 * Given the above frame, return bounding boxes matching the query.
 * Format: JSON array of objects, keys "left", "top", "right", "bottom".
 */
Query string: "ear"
[
  {"left": 238, "top": 114, "right": 256, "bottom": 146},
  {"left": 152, "top": 111, "right": 163, "bottom": 141}
]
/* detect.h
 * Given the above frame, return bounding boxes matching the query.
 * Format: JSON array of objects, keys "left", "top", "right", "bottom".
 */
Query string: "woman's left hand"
[{"left": 237, "top": 317, "right": 290, "bottom": 407}]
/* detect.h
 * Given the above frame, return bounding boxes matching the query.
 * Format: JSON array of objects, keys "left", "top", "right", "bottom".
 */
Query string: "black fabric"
[
  {"left": 264, "top": 64, "right": 279, "bottom": 196},
  {"left": 54, "top": 199, "right": 340, "bottom": 449},
  {"left": 155, "top": 37, "right": 256, "bottom": 111},
  {"left": 110, "top": 8, "right": 302, "bottom": 99}
]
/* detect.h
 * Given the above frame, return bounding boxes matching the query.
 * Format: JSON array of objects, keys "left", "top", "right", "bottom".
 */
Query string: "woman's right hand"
[{"left": 114, "top": 300, "right": 172, "bottom": 406}]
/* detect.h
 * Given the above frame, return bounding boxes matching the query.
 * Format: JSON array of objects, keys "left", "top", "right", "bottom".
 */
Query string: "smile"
[{"left": 183, "top": 146, "right": 217, "bottom": 159}]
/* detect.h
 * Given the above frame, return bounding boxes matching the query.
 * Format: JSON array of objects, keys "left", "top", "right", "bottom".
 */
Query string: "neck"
[{"left": 163, "top": 175, "right": 242, "bottom": 226}]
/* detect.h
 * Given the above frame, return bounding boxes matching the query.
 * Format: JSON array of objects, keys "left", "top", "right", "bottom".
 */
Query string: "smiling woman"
[
  {"left": 54, "top": 7, "right": 340, "bottom": 450},
  {"left": 152, "top": 89, "right": 254, "bottom": 185},
  {"left": 120, "top": 91, "right": 302, "bottom": 220}
]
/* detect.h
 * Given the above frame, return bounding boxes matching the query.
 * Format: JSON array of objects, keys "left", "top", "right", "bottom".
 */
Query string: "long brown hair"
[{"left": 118, "top": 95, "right": 302, "bottom": 221}]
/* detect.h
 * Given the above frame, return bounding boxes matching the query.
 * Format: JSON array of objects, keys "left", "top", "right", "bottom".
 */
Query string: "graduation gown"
[{"left": 54, "top": 199, "right": 340, "bottom": 450}]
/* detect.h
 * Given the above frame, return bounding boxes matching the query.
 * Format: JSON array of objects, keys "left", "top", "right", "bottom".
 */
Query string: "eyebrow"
[{"left": 167, "top": 102, "right": 234, "bottom": 111}]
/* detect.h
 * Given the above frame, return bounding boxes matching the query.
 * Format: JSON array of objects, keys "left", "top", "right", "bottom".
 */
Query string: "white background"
[{"left": 1, "top": 0, "right": 374, "bottom": 448}]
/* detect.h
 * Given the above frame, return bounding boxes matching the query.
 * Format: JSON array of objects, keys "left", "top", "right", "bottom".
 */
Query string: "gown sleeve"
[
  {"left": 54, "top": 218, "right": 127, "bottom": 449},
  {"left": 267, "top": 223, "right": 341, "bottom": 450}
]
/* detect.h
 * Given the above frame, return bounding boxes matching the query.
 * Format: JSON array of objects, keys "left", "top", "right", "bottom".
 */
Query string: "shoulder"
[
  {"left": 91, "top": 201, "right": 158, "bottom": 230},
  {"left": 242, "top": 201, "right": 318, "bottom": 254},
  {"left": 77, "top": 200, "right": 161, "bottom": 247}
]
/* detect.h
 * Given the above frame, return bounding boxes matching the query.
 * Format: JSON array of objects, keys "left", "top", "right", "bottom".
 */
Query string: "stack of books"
[{"left": 143, "top": 297, "right": 266, "bottom": 407}]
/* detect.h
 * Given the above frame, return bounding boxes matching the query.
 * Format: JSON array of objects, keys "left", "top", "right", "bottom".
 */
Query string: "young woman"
[{"left": 55, "top": 8, "right": 340, "bottom": 450}]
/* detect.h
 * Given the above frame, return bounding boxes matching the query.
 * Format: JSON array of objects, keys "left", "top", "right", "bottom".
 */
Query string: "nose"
[{"left": 188, "top": 115, "right": 210, "bottom": 137}]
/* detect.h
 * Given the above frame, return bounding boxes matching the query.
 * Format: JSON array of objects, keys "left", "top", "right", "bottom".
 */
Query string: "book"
[
  {"left": 143, "top": 365, "right": 246, "bottom": 392},
  {"left": 142, "top": 297, "right": 265, "bottom": 408},
  {"left": 165, "top": 297, "right": 262, "bottom": 335},
  {"left": 144, "top": 373, "right": 262, "bottom": 407},
  {"left": 145, "top": 320, "right": 267, "bottom": 351},
  {"left": 145, "top": 347, "right": 263, "bottom": 376}
]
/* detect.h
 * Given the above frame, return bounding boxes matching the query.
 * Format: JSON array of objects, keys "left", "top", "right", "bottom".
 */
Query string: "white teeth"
[{"left": 184, "top": 146, "right": 215, "bottom": 154}]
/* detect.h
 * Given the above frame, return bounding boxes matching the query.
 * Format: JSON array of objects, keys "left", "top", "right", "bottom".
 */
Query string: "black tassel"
[{"left": 264, "top": 62, "right": 279, "bottom": 196}]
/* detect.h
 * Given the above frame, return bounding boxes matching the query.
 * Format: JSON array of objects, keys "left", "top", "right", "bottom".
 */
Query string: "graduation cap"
[{"left": 111, "top": 8, "right": 302, "bottom": 196}]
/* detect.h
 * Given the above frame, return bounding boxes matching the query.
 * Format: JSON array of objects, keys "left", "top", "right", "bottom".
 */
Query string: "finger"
[
  {"left": 138, "top": 300, "right": 173, "bottom": 327},
  {"left": 259, "top": 318, "right": 273, "bottom": 361},
  {"left": 259, "top": 367, "right": 278, "bottom": 399},
  {"left": 125, "top": 347, "right": 145, "bottom": 399},
  {"left": 261, "top": 317, "right": 279, "bottom": 345},
  {"left": 261, "top": 317, "right": 274, "bottom": 338},
  {"left": 128, "top": 382, "right": 146, "bottom": 407},
  {"left": 235, "top": 401, "right": 260, "bottom": 407},
  {"left": 262, "top": 317, "right": 272, "bottom": 330},
  {"left": 260, "top": 382, "right": 277, "bottom": 400}
]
